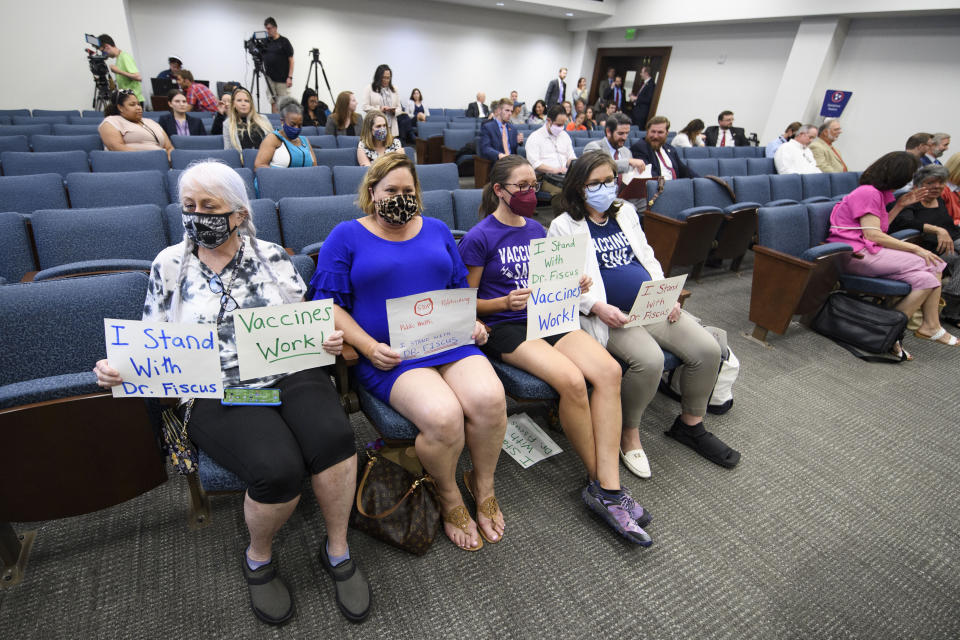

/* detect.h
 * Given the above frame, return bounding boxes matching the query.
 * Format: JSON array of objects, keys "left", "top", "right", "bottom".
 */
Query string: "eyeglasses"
[
  {"left": 585, "top": 179, "right": 617, "bottom": 192},
  {"left": 502, "top": 181, "right": 541, "bottom": 193},
  {"left": 208, "top": 274, "right": 239, "bottom": 312}
]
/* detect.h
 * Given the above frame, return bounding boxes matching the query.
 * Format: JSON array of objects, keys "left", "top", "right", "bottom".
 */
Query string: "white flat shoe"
[{"left": 619, "top": 448, "right": 651, "bottom": 479}]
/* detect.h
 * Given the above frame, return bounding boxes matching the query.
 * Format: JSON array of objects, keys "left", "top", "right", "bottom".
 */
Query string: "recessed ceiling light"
[
  {"left": 496, "top": 2, "right": 504, "bottom": 5},
  {"left": 565, "top": 12, "right": 574, "bottom": 17}
]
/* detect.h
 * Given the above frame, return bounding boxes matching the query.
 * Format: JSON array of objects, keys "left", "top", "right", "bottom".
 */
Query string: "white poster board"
[
  {"left": 623, "top": 275, "right": 688, "bottom": 327},
  {"left": 104, "top": 319, "right": 223, "bottom": 398},
  {"left": 234, "top": 299, "right": 336, "bottom": 381},
  {"left": 386, "top": 288, "right": 477, "bottom": 359},
  {"left": 526, "top": 234, "right": 588, "bottom": 340},
  {"left": 502, "top": 412, "right": 563, "bottom": 468}
]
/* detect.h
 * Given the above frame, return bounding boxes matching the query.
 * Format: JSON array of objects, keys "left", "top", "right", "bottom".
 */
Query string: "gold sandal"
[
  {"left": 444, "top": 505, "right": 482, "bottom": 551},
  {"left": 463, "top": 470, "right": 503, "bottom": 544}
]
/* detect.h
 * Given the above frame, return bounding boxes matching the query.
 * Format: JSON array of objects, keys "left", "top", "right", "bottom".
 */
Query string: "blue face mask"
[
  {"left": 373, "top": 128, "right": 387, "bottom": 142},
  {"left": 282, "top": 123, "right": 301, "bottom": 139},
  {"left": 584, "top": 182, "right": 617, "bottom": 213}
]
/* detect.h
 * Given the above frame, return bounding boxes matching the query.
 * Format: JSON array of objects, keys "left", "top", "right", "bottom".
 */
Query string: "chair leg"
[
  {"left": 751, "top": 325, "right": 769, "bottom": 342},
  {"left": 0, "top": 522, "right": 36, "bottom": 589},
  {"left": 729, "top": 254, "right": 745, "bottom": 272},
  {"left": 690, "top": 261, "right": 705, "bottom": 282},
  {"left": 187, "top": 474, "right": 212, "bottom": 530}
]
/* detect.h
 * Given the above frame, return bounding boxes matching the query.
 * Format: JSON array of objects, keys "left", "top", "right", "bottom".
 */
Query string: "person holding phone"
[{"left": 93, "top": 160, "right": 371, "bottom": 627}]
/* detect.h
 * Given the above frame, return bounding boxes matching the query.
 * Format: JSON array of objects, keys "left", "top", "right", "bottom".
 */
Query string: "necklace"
[{"left": 589, "top": 214, "right": 609, "bottom": 226}]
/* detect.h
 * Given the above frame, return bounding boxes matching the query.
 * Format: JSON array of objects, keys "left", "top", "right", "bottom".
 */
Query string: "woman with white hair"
[{"left": 93, "top": 161, "right": 371, "bottom": 626}]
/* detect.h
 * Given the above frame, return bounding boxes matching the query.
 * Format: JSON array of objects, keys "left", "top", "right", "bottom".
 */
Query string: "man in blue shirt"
[
  {"left": 765, "top": 121, "right": 801, "bottom": 158},
  {"left": 478, "top": 98, "right": 524, "bottom": 162}
]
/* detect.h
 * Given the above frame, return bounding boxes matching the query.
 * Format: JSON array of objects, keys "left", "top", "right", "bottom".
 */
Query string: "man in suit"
[
  {"left": 545, "top": 67, "right": 567, "bottom": 107},
  {"left": 923, "top": 132, "right": 950, "bottom": 166},
  {"left": 601, "top": 76, "right": 625, "bottom": 112},
  {"left": 465, "top": 92, "right": 489, "bottom": 119},
  {"left": 808, "top": 119, "right": 847, "bottom": 172},
  {"left": 630, "top": 66, "right": 655, "bottom": 129},
  {"left": 906, "top": 132, "right": 933, "bottom": 163},
  {"left": 630, "top": 116, "right": 698, "bottom": 180},
  {"left": 583, "top": 113, "right": 646, "bottom": 186},
  {"left": 704, "top": 110, "right": 749, "bottom": 147},
  {"left": 478, "top": 98, "right": 525, "bottom": 162}
]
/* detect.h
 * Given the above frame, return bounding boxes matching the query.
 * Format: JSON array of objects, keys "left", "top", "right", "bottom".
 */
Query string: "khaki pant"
[
  {"left": 605, "top": 311, "right": 721, "bottom": 426},
  {"left": 266, "top": 78, "right": 290, "bottom": 103}
]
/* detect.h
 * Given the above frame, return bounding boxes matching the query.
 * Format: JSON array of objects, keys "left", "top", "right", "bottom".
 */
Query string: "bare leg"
[
  {"left": 310, "top": 454, "right": 358, "bottom": 557},
  {"left": 917, "top": 285, "right": 947, "bottom": 336},
  {"left": 895, "top": 288, "right": 932, "bottom": 320},
  {"left": 245, "top": 493, "right": 300, "bottom": 562}
]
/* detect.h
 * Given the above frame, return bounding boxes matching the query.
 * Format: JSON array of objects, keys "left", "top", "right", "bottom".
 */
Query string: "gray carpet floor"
[{"left": 4, "top": 251, "right": 960, "bottom": 640}]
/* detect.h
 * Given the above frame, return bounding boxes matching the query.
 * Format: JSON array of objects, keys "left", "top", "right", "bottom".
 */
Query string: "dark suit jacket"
[
  {"left": 631, "top": 80, "right": 655, "bottom": 127},
  {"left": 158, "top": 113, "right": 206, "bottom": 138},
  {"left": 545, "top": 78, "right": 566, "bottom": 106},
  {"left": 704, "top": 126, "right": 748, "bottom": 147},
  {"left": 478, "top": 119, "right": 520, "bottom": 162},
  {"left": 465, "top": 102, "right": 489, "bottom": 119},
  {"left": 630, "top": 139, "right": 697, "bottom": 179},
  {"left": 601, "top": 85, "right": 625, "bottom": 110}
]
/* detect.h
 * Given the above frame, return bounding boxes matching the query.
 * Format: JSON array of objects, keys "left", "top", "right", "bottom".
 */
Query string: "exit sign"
[{"left": 625, "top": 28, "right": 636, "bottom": 40}]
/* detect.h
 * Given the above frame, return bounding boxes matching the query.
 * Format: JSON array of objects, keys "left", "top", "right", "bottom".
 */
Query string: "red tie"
[
  {"left": 658, "top": 150, "right": 677, "bottom": 179},
  {"left": 720, "top": 131, "right": 726, "bottom": 147}
]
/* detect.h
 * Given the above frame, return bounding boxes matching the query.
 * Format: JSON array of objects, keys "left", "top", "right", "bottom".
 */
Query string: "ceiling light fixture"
[
  {"left": 496, "top": 2, "right": 504, "bottom": 5},
  {"left": 565, "top": 12, "right": 574, "bottom": 16}
]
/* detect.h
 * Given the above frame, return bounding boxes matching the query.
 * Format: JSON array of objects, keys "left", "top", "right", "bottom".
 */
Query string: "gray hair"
[
  {"left": 819, "top": 118, "right": 840, "bottom": 134},
  {"left": 932, "top": 132, "right": 951, "bottom": 144},
  {"left": 913, "top": 163, "right": 949, "bottom": 186},
  {"left": 800, "top": 124, "right": 818, "bottom": 136},
  {"left": 277, "top": 96, "right": 302, "bottom": 120}
]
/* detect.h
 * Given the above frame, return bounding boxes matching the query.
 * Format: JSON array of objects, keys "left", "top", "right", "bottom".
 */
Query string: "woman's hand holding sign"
[
  {"left": 504, "top": 287, "right": 532, "bottom": 311},
  {"left": 366, "top": 341, "right": 402, "bottom": 371},
  {"left": 591, "top": 302, "right": 629, "bottom": 328},
  {"left": 322, "top": 329, "right": 345, "bottom": 356},
  {"left": 93, "top": 359, "right": 122, "bottom": 388}
]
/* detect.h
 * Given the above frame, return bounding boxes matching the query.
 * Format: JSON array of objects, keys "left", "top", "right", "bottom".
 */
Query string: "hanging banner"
[{"left": 820, "top": 90, "right": 853, "bottom": 118}]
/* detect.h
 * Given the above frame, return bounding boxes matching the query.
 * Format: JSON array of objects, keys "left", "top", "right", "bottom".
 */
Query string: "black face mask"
[{"left": 182, "top": 210, "right": 239, "bottom": 249}]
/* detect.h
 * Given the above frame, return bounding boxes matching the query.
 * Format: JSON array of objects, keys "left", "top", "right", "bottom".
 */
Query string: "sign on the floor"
[{"left": 502, "top": 412, "right": 563, "bottom": 468}]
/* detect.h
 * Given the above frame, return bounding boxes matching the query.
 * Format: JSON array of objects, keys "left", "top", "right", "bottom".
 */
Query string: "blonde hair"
[
  {"left": 359, "top": 109, "right": 393, "bottom": 150},
  {"left": 945, "top": 152, "right": 960, "bottom": 186},
  {"left": 226, "top": 88, "right": 272, "bottom": 151},
  {"left": 357, "top": 153, "right": 422, "bottom": 215}
]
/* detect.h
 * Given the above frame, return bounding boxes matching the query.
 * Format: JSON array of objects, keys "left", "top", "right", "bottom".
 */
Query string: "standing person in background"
[
  {"left": 224, "top": 88, "right": 272, "bottom": 152},
  {"left": 631, "top": 66, "right": 655, "bottom": 129},
  {"left": 766, "top": 121, "right": 802, "bottom": 158},
  {"left": 176, "top": 71, "right": 218, "bottom": 112},
  {"left": 326, "top": 91, "right": 363, "bottom": 137},
  {"left": 361, "top": 64, "right": 403, "bottom": 137},
  {"left": 157, "top": 56, "right": 182, "bottom": 83},
  {"left": 262, "top": 17, "right": 294, "bottom": 114},
  {"left": 407, "top": 89, "right": 429, "bottom": 122},
  {"left": 301, "top": 88, "right": 329, "bottom": 128},
  {"left": 572, "top": 77, "right": 589, "bottom": 104},
  {"left": 808, "top": 119, "right": 847, "bottom": 172},
  {"left": 98, "top": 34, "right": 143, "bottom": 106},
  {"left": 545, "top": 67, "right": 567, "bottom": 107},
  {"left": 602, "top": 76, "right": 624, "bottom": 113},
  {"left": 704, "top": 111, "right": 748, "bottom": 147},
  {"left": 673, "top": 119, "right": 706, "bottom": 148},
  {"left": 158, "top": 89, "right": 206, "bottom": 137}
]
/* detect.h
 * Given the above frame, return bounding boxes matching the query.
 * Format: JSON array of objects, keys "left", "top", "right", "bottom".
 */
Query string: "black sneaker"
[
  {"left": 319, "top": 537, "right": 371, "bottom": 623},
  {"left": 241, "top": 555, "right": 294, "bottom": 625}
]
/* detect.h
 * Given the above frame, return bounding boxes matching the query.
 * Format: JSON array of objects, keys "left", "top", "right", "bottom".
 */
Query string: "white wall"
[
  {"left": 126, "top": 0, "right": 573, "bottom": 111},
  {"left": 0, "top": 0, "right": 135, "bottom": 110}
]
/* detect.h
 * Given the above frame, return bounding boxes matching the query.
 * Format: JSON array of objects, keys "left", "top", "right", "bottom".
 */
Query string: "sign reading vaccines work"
[
  {"left": 104, "top": 319, "right": 223, "bottom": 398},
  {"left": 819, "top": 90, "right": 852, "bottom": 118},
  {"left": 386, "top": 288, "right": 477, "bottom": 359},
  {"left": 526, "top": 234, "right": 588, "bottom": 340},
  {"left": 234, "top": 299, "right": 336, "bottom": 381},
  {"left": 502, "top": 412, "right": 563, "bottom": 468},
  {"left": 623, "top": 275, "right": 688, "bottom": 327}
]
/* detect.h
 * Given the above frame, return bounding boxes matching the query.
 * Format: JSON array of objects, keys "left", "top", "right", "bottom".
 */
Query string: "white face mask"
[
  {"left": 549, "top": 124, "right": 564, "bottom": 137},
  {"left": 584, "top": 182, "right": 617, "bottom": 213}
]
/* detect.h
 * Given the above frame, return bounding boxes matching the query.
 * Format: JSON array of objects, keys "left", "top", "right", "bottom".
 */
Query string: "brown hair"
[
  {"left": 359, "top": 109, "right": 394, "bottom": 150},
  {"left": 357, "top": 153, "right": 422, "bottom": 214},
  {"left": 332, "top": 91, "right": 360, "bottom": 129},
  {"left": 479, "top": 155, "right": 533, "bottom": 218},
  {"left": 646, "top": 115, "right": 670, "bottom": 131},
  {"left": 860, "top": 152, "right": 919, "bottom": 192},
  {"left": 561, "top": 152, "right": 622, "bottom": 221},
  {"left": 177, "top": 69, "right": 195, "bottom": 83}
]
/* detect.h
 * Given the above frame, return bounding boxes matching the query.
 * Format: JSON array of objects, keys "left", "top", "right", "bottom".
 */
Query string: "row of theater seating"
[
  {"left": 0, "top": 188, "right": 483, "bottom": 283},
  {"left": 0, "top": 164, "right": 461, "bottom": 215},
  {"left": 0, "top": 131, "right": 366, "bottom": 150}
]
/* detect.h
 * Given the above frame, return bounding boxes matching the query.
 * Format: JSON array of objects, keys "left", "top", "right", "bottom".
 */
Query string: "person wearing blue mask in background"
[
  {"left": 254, "top": 97, "right": 317, "bottom": 169},
  {"left": 357, "top": 110, "right": 402, "bottom": 166}
]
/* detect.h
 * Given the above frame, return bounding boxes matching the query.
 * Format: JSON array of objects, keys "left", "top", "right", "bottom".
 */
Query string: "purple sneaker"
[
  {"left": 581, "top": 483, "right": 652, "bottom": 546},
  {"left": 619, "top": 489, "right": 653, "bottom": 529}
]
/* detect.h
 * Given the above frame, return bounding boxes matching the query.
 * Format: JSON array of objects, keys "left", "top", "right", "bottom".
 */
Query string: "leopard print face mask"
[{"left": 374, "top": 193, "right": 420, "bottom": 225}]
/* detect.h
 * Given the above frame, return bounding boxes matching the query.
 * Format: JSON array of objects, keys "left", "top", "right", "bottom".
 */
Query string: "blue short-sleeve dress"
[{"left": 310, "top": 216, "right": 483, "bottom": 402}]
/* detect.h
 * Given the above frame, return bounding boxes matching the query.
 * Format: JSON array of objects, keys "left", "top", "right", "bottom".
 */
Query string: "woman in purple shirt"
[{"left": 827, "top": 151, "right": 952, "bottom": 353}]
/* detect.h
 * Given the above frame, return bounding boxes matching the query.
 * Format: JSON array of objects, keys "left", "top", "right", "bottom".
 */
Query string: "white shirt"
[
  {"left": 774, "top": 139, "right": 821, "bottom": 175},
  {"left": 525, "top": 124, "right": 577, "bottom": 172},
  {"left": 654, "top": 146, "right": 676, "bottom": 180},
  {"left": 475, "top": 101, "right": 486, "bottom": 116},
  {"left": 715, "top": 128, "right": 734, "bottom": 147}
]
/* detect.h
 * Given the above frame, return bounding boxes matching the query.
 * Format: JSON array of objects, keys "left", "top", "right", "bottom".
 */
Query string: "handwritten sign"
[
  {"left": 501, "top": 412, "right": 563, "bottom": 468},
  {"left": 234, "top": 299, "right": 335, "bottom": 381},
  {"left": 104, "top": 319, "right": 223, "bottom": 398},
  {"left": 386, "top": 288, "right": 477, "bottom": 359},
  {"left": 527, "top": 234, "right": 588, "bottom": 340},
  {"left": 623, "top": 275, "right": 688, "bottom": 327}
]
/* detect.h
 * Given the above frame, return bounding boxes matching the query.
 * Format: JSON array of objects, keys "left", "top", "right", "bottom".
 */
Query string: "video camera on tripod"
[
  {"left": 243, "top": 31, "right": 273, "bottom": 112},
  {"left": 84, "top": 33, "right": 113, "bottom": 112},
  {"left": 244, "top": 31, "right": 269, "bottom": 59}
]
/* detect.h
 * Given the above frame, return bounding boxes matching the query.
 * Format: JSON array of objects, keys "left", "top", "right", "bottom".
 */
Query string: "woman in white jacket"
[
  {"left": 548, "top": 152, "right": 740, "bottom": 474},
  {"left": 361, "top": 64, "right": 403, "bottom": 137}
]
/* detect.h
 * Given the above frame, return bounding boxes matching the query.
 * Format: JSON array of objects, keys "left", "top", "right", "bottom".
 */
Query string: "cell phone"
[{"left": 221, "top": 387, "right": 281, "bottom": 406}]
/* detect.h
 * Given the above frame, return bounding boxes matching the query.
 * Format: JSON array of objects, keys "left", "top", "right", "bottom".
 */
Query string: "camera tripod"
[
  {"left": 304, "top": 48, "right": 335, "bottom": 106},
  {"left": 248, "top": 53, "right": 275, "bottom": 113}
]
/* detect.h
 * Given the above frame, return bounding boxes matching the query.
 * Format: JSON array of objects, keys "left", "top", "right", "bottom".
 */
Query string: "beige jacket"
[{"left": 809, "top": 137, "right": 847, "bottom": 173}]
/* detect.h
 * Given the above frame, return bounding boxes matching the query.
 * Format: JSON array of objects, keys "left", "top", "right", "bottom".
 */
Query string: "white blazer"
[{"left": 547, "top": 200, "right": 664, "bottom": 347}]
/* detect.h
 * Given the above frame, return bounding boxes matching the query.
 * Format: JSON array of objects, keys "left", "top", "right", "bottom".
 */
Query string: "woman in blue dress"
[{"left": 310, "top": 152, "right": 507, "bottom": 551}]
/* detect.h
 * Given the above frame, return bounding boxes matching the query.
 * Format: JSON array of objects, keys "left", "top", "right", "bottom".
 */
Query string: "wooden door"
[{"left": 590, "top": 47, "right": 671, "bottom": 124}]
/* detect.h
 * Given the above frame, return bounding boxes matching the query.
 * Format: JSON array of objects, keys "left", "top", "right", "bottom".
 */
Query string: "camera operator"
[
  {"left": 98, "top": 34, "right": 143, "bottom": 106},
  {"left": 262, "top": 17, "right": 294, "bottom": 114}
]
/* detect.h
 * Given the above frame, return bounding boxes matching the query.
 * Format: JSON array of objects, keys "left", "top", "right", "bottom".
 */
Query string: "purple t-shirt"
[
  {"left": 458, "top": 214, "right": 546, "bottom": 326},
  {"left": 826, "top": 185, "right": 895, "bottom": 254}
]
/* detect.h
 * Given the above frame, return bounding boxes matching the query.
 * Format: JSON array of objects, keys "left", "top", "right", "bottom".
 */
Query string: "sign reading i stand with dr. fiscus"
[{"left": 526, "top": 234, "right": 588, "bottom": 340}]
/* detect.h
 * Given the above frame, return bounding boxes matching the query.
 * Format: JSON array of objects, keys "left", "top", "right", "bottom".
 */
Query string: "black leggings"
[{"left": 188, "top": 368, "right": 355, "bottom": 504}]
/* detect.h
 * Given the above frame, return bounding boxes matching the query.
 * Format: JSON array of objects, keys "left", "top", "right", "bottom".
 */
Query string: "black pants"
[{"left": 189, "top": 368, "right": 355, "bottom": 504}]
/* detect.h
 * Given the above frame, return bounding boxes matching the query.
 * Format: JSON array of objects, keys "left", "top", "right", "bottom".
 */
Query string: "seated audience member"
[
  {"left": 572, "top": 77, "right": 589, "bottom": 104},
  {"left": 826, "top": 152, "right": 951, "bottom": 355},
  {"left": 905, "top": 133, "right": 933, "bottom": 161},
  {"left": 210, "top": 90, "right": 232, "bottom": 136},
  {"left": 774, "top": 124, "right": 821, "bottom": 175},
  {"left": 310, "top": 153, "right": 507, "bottom": 551},
  {"left": 673, "top": 119, "right": 706, "bottom": 148},
  {"left": 326, "top": 91, "right": 364, "bottom": 136},
  {"left": 361, "top": 64, "right": 403, "bottom": 137},
  {"left": 582, "top": 106, "right": 598, "bottom": 132},
  {"left": 597, "top": 101, "right": 618, "bottom": 129},
  {"left": 158, "top": 89, "right": 206, "bottom": 137},
  {"left": 407, "top": 88, "right": 429, "bottom": 122},
  {"left": 630, "top": 116, "right": 697, "bottom": 180},
  {"left": 93, "top": 161, "right": 371, "bottom": 625},
  {"left": 99, "top": 89, "right": 173, "bottom": 160},
  {"left": 509, "top": 101, "right": 526, "bottom": 125},
  {"left": 224, "top": 88, "right": 272, "bottom": 152},
  {"left": 942, "top": 153, "right": 960, "bottom": 225},
  {"left": 925, "top": 132, "right": 951, "bottom": 166},
  {"left": 510, "top": 90, "right": 529, "bottom": 120},
  {"left": 254, "top": 97, "right": 316, "bottom": 169},
  {"left": 808, "top": 119, "right": 847, "bottom": 172},
  {"left": 527, "top": 100, "right": 547, "bottom": 126},
  {"left": 562, "top": 101, "right": 573, "bottom": 118},
  {"left": 466, "top": 92, "right": 490, "bottom": 119},
  {"left": 573, "top": 99, "right": 586, "bottom": 118},
  {"left": 478, "top": 98, "right": 524, "bottom": 163},
  {"left": 157, "top": 55, "right": 182, "bottom": 82},
  {"left": 601, "top": 76, "right": 625, "bottom": 112},
  {"left": 583, "top": 113, "right": 646, "bottom": 185},
  {"left": 301, "top": 88, "right": 329, "bottom": 128},
  {"left": 458, "top": 155, "right": 652, "bottom": 546},
  {"left": 357, "top": 110, "right": 403, "bottom": 166},
  {"left": 765, "top": 121, "right": 801, "bottom": 158},
  {"left": 566, "top": 114, "right": 587, "bottom": 132},
  {"left": 549, "top": 152, "right": 739, "bottom": 472},
  {"left": 176, "top": 70, "right": 218, "bottom": 112},
  {"left": 525, "top": 105, "right": 577, "bottom": 200},
  {"left": 704, "top": 110, "right": 748, "bottom": 147}
]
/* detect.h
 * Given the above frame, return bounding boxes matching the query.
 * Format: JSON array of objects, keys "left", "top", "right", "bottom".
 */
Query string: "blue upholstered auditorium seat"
[
  {"left": 733, "top": 146, "right": 761, "bottom": 158},
  {"left": 0, "top": 173, "right": 69, "bottom": 214},
  {"left": 829, "top": 172, "right": 860, "bottom": 198},
  {"left": 687, "top": 158, "right": 719, "bottom": 176},
  {"left": 169, "top": 135, "right": 224, "bottom": 150},
  {"left": 0, "top": 151, "right": 89, "bottom": 177},
  {"left": 0, "top": 109, "right": 31, "bottom": 118},
  {"left": 32, "top": 110, "right": 81, "bottom": 118},
  {"left": 422, "top": 190, "right": 457, "bottom": 230},
  {"left": 13, "top": 116, "right": 68, "bottom": 125},
  {"left": 706, "top": 147, "right": 735, "bottom": 158},
  {"left": 0, "top": 124, "right": 53, "bottom": 137},
  {"left": 66, "top": 170, "right": 168, "bottom": 209},
  {"left": 307, "top": 135, "right": 338, "bottom": 149},
  {"left": 0, "top": 211, "right": 37, "bottom": 283},
  {"left": 417, "top": 163, "right": 460, "bottom": 191},
  {"left": 332, "top": 165, "right": 368, "bottom": 195},
  {"left": 445, "top": 109, "right": 466, "bottom": 119},
  {"left": 683, "top": 147, "right": 709, "bottom": 159},
  {"left": 717, "top": 158, "right": 748, "bottom": 177},
  {"left": 167, "top": 167, "right": 256, "bottom": 202},
  {"left": 746, "top": 157, "right": 776, "bottom": 175},
  {"left": 335, "top": 135, "right": 360, "bottom": 149},
  {"left": 314, "top": 148, "right": 358, "bottom": 168},
  {"left": 90, "top": 149, "right": 169, "bottom": 173},
  {"left": 52, "top": 124, "right": 101, "bottom": 136},
  {"left": 447, "top": 121, "right": 479, "bottom": 129},
  {"left": 441, "top": 129, "right": 479, "bottom": 174},
  {"left": 0, "top": 136, "right": 30, "bottom": 153},
  {"left": 256, "top": 166, "right": 334, "bottom": 200},
  {"left": 801, "top": 173, "right": 834, "bottom": 202},
  {"left": 81, "top": 110, "right": 103, "bottom": 118},
  {"left": 452, "top": 188, "right": 483, "bottom": 230},
  {"left": 163, "top": 199, "right": 280, "bottom": 246},
  {"left": 416, "top": 122, "right": 445, "bottom": 139},
  {"left": 278, "top": 195, "right": 362, "bottom": 254},
  {"left": 170, "top": 149, "right": 242, "bottom": 170},
  {"left": 241, "top": 148, "right": 258, "bottom": 169},
  {"left": 30, "top": 134, "right": 102, "bottom": 153},
  {"left": 732, "top": 175, "right": 797, "bottom": 207}
]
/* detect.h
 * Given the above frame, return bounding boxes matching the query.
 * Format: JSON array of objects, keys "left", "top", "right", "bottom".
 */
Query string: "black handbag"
[{"left": 811, "top": 293, "right": 908, "bottom": 363}]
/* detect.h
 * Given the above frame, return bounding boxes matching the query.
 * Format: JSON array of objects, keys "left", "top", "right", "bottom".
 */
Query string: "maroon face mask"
[{"left": 503, "top": 188, "right": 537, "bottom": 217}]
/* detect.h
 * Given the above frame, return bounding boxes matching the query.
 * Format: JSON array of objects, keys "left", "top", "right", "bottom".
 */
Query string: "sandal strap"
[
  {"left": 929, "top": 327, "right": 947, "bottom": 341},
  {"left": 477, "top": 496, "right": 500, "bottom": 521},
  {"left": 444, "top": 505, "right": 471, "bottom": 531}
]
